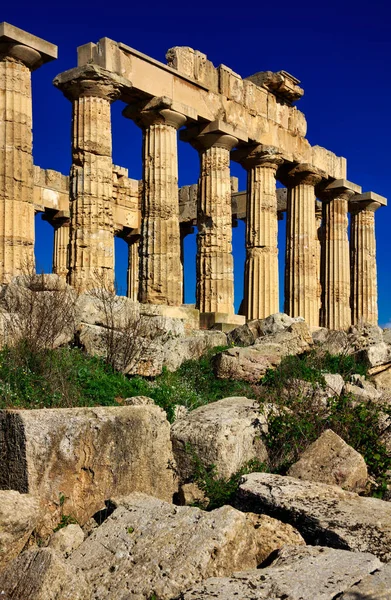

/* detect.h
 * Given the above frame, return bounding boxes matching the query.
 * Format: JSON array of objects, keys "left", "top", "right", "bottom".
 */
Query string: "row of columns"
[{"left": 0, "top": 45, "right": 384, "bottom": 329}]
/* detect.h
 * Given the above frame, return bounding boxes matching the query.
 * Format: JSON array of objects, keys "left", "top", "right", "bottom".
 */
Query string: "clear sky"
[{"left": 2, "top": 0, "right": 390, "bottom": 325}]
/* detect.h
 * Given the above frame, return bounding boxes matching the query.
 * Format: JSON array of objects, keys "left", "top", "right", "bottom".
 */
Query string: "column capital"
[
  {"left": 0, "top": 22, "right": 57, "bottom": 70},
  {"left": 279, "top": 162, "right": 326, "bottom": 187},
  {"left": 349, "top": 191, "right": 387, "bottom": 214},
  {"left": 53, "top": 64, "right": 127, "bottom": 102},
  {"left": 231, "top": 144, "right": 284, "bottom": 170},
  {"left": 123, "top": 96, "right": 187, "bottom": 129},
  {"left": 318, "top": 179, "right": 361, "bottom": 203},
  {"left": 180, "top": 120, "right": 243, "bottom": 152}
]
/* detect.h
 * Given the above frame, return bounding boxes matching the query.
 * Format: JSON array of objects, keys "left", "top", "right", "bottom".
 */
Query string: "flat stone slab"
[
  {"left": 69, "top": 493, "right": 259, "bottom": 599},
  {"left": 180, "top": 545, "right": 381, "bottom": 600},
  {"left": 237, "top": 472, "right": 391, "bottom": 561}
]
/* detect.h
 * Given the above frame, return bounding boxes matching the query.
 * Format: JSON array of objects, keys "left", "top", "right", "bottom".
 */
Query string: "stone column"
[
  {"left": 283, "top": 164, "right": 324, "bottom": 327},
  {"left": 233, "top": 145, "right": 282, "bottom": 320},
  {"left": 127, "top": 236, "right": 139, "bottom": 301},
  {"left": 350, "top": 192, "right": 386, "bottom": 326},
  {"left": 123, "top": 101, "right": 186, "bottom": 305},
  {"left": 54, "top": 65, "right": 126, "bottom": 291},
  {"left": 0, "top": 24, "right": 57, "bottom": 282},
  {"left": 53, "top": 218, "right": 70, "bottom": 279},
  {"left": 315, "top": 200, "right": 323, "bottom": 318},
  {"left": 320, "top": 180, "right": 360, "bottom": 330},
  {"left": 193, "top": 131, "right": 238, "bottom": 315}
]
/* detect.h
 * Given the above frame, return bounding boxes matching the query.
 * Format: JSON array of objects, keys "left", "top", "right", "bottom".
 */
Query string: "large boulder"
[
  {"left": 312, "top": 327, "right": 350, "bottom": 355},
  {"left": 0, "top": 548, "right": 90, "bottom": 600},
  {"left": 340, "top": 563, "right": 391, "bottom": 598},
  {"left": 363, "top": 342, "right": 391, "bottom": 368},
  {"left": 227, "top": 313, "right": 301, "bottom": 347},
  {"left": 371, "top": 363, "right": 391, "bottom": 391},
  {"left": 0, "top": 406, "right": 176, "bottom": 535},
  {"left": 180, "top": 545, "right": 381, "bottom": 600},
  {"left": 48, "top": 524, "right": 85, "bottom": 558},
  {"left": 287, "top": 429, "right": 368, "bottom": 492},
  {"left": 171, "top": 397, "right": 268, "bottom": 481},
  {"left": 69, "top": 493, "right": 260, "bottom": 600},
  {"left": 0, "top": 490, "right": 42, "bottom": 572},
  {"left": 237, "top": 472, "right": 391, "bottom": 561},
  {"left": 214, "top": 321, "right": 312, "bottom": 383},
  {"left": 343, "top": 374, "right": 382, "bottom": 402}
]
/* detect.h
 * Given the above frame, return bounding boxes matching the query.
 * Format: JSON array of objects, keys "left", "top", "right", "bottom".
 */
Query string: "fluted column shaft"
[
  {"left": 0, "top": 55, "right": 35, "bottom": 281},
  {"left": 53, "top": 220, "right": 70, "bottom": 279},
  {"left": 139, "top": 109, "right": 186, "bottom": 305},
  {"left": 321, "top": 189, "right": 354, "bottom": 330},
  {"left": 54, "top": 67, "right": 123, "bottom": 291},
  {"left": 315, "top": 201, "right": 323, "bottom": 318},
  {"left": 236, "top": 148, "right": 282, "bottom": 320},
  {"left": 350, "top": 202, "right": 380, "bottom": 325},
  {"left": 284, "top": 165, "right": 323, "bottom": 327},
  {"left": 127, "top": 237, "right": 139, "bottom": 301},
  {"left": 196, "top": 134, "right": 238, "bottom": 314}
]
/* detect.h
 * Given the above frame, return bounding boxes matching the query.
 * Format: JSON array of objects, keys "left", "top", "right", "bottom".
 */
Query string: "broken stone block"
[
  {"left": 0, "top": 406, "right": 176, "bottom": 534},
  {"left": 171, "top": 396, "right": 268, "bottom": 481},
  {"left": 0, "top": 490, "right": 41, "bottom": 572},
  {"left": 288, "top": 429, "right": 368, "bottom": 492}
]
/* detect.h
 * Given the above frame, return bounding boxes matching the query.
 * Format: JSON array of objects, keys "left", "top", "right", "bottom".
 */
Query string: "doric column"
[
  {"left": 183, "top": 128, "right": 238, "bottom": 315},
  {"left": 54, "top": 65, "right": 126, "bottom": 291},
  {"left": 123, "top": 100, "right": 186, "bottom": 305},
  {"left": 283, "top": 164, "right": 325, "bottom": 327},
  {"left": 232, "top": 145, "right": 282, "bottom": 320},
  {"left": 0, "top": 24, "right": 57, "bottom": 282},
  {"left": 127, "top": 235, "right": 139, "bottom": 301},
  {"left": 320, "top": 180, "right": 360, "bottom": 330},
  {"left": 350, "top": 192, "right": 387, "bottom": 326},
  {"left": 53, "top": 218, "right": 70, "bottom": 279},
  {"left": 315, "top": 200, "right": 323, "bottom": 317}
]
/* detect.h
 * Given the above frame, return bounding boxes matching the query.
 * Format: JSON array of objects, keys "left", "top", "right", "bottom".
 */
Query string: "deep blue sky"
[{"left": 3, "top": 0, "right": 390, "bottom": 325}]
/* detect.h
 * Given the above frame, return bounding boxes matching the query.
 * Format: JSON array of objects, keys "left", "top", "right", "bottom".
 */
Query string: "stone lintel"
[
  {"left": 53, "top": 64, "right": 130, "bottom": 100},
  {"left": 0, "top": 22, "right": 57, "bottom": 64},
  {"left": 325, "top": 179, "right": 362, "bottom": 194},
  {"left": 352, "top": 191, "right": 387, "bottom": 206}
]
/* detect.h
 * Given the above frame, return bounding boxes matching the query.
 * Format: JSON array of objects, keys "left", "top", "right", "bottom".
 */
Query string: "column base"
[
  {"left": 139, "top": 303, "right": 200, "bottom": 331},
  {"left": 200, "top": 312, "right": 246, "bottom": 332}
]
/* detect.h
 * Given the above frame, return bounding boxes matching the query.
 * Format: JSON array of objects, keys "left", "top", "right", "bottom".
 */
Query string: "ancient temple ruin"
[{"left": 0, "top": 22, "right": 387, "bottom": 330}]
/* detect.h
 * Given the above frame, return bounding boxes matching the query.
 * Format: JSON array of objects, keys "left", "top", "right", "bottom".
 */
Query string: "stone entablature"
[{"left": 0, "top": 22, "right": 387, "bottom": 329}]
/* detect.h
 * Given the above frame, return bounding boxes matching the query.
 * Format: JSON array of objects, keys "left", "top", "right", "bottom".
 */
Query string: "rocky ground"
[{"left": 1, "top": 276, "right": 391, "bottom": 598}]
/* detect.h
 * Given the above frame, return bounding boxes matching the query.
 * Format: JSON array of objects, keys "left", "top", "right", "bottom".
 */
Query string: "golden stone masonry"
[{"left": 0, "top": 23, "right": 387, "bottom": 330}]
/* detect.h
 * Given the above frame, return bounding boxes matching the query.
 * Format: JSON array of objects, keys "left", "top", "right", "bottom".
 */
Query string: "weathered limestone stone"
[
  {"left": 171, "top": 397, "right": 268, "bottom": 481},
  {"left": 320, "top": 180, "right": 361, "bottom": 330},
  {"left": 48, "top": 524, "right": 85, "bottom": 558},
  {"left": 214, "top": 320, "right": 312, "bottom": 382},
  {"left": 0, "top": 548, "right": 90, "bottom": 600},
  {"left": 0, "top": 490, "right": 41, "bottom": 571},
  {"left": 350, "top": 192, "right": 386, "bottom": 326},
  {"left": 232, "top": 145, "right": 282, "bottom": 320},
  {"left": 184, "top": 123, "right": 238, "bottom": 315},
  {"left": 340, "top": 563, "right": 391, "bottom": 599},
  {"left": 181, "top": 546, "right": 382, "bottom": 600},
  {"left": 343, "top": 374, "right": 382, "bottom": 402},
  {"left": 178, "top": 482, "right": 209, "bottom": 507},
  {"left": 363, "top": 341, "right": 391, "bottom": 368},
  {"left": 54, "top": 65, "right": 127, "bottom": 291},
  {"left": 312, "top": 326, "right": 350, "bottom": 354},
  {"left": 238, "top": 472, "right": 391, "bottom": 561},
  {"left": 123, "top": 98, "right": 186, "bottom": 305},
  {"left": 0, "top": 25, "right": 56, "bottom": 283},
  {"left": 69, "top": 493, "right": 260, "bottom": 599},
  {"left": 371, "top": 364, "right": 391, "bottom": 390},
  {"left": 245, "top": 513, "right": 305, "bottom": 564},
  {"left": 287, "top": 429, "right": 368, "bottom": 492},
  {"left": 283, "top": 164, "right": 325, "bottom": 327},
  {"left": 0, "top": 406, "right": 176, "bottom": 534}
]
